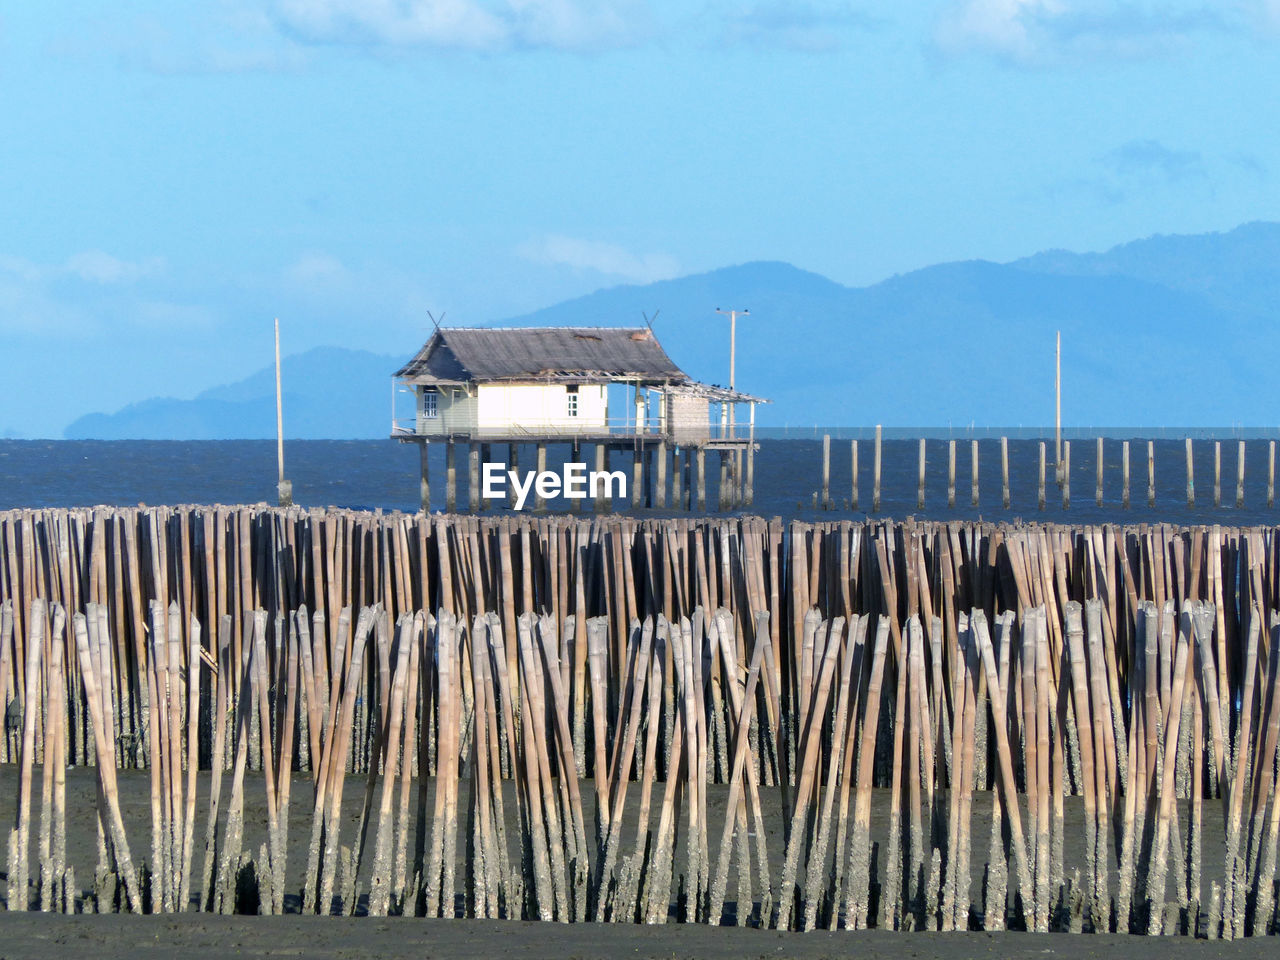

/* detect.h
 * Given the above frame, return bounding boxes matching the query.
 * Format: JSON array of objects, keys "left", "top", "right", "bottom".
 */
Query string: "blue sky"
[{"left": 3, "top": 0, "right": 1279, "bottom": 437}]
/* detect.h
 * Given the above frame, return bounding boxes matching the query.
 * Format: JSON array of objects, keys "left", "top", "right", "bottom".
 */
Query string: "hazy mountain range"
[{"left": 63, "top": 221, "right": 1280, "bottom": 438}]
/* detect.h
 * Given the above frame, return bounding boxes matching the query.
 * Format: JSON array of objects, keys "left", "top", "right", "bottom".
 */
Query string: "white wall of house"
[
  {"left": 477, "top": 383, "right": 607, "bottom": 434},
  {"left": 415, "top": 382, "right": 608, "bottom": 436}
]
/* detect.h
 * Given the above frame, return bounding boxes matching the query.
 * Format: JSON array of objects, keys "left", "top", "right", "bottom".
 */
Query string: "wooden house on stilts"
[{"left": 392, "top": 326, "right": 766, "bottom": 512}]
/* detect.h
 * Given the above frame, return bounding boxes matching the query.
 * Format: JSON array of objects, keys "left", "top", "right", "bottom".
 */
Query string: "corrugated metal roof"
[{"left": 395, "top": 326, "right": 687, "bottom": 383}]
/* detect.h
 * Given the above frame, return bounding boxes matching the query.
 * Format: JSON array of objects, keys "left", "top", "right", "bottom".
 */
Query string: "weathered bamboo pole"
[
  {"left": 822, "top": 435, "right": 831, "bottom": 509},
  {"left": 1147, "top": 441, "right": 1156, "bottom": 508},
  {"left": 971, "top": 438, "right": 980, "bottom": 507},
  {"left": 917, "top": 440, "right": 927, "bottom": 510},
  {"left": 1236, "top": 440, "right": 1246, "bottom": 509},
  {"left": 1123, "top": 441, "right": 1131, "bottom": 509},
  {"left": 1214, "top": 442, "right": 1222, "bottom": 509},
  {"left": 851, "top": 440, "right": 859, "bottom": 512},
  {"left": 7, "top": 599, "right": 44, "bottom": 911},
  {"left": 948, "top": 440, "right": 957, "bottom": 509},
  {"left": 1038, "top": 443, "right": 1047, "bottom": 511},
  {"left": 1001, "top": 436, "right": 1010, "bottom": 509},
  {"left": 1269, "top": 441, "right": 1275, "bottom": 508},
  {"left": 1186, "top": 438, "right": 1195, "bottom": 507},
  {"left": 1062, "top": 440, "right": 1071, "bottom": 510},
  {"left": 873, "top": 426, "right": 882, "bottom": 513}
]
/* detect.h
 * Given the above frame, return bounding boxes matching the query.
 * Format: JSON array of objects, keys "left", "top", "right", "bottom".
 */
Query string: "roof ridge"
[{"left": 441, "top": 325, "right": 650, "bottom": 333}]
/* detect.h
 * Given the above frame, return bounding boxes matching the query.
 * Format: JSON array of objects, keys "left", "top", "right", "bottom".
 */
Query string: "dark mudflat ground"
[
  {"left": 0, "top": 764, "right": 1255, "bottom": 957},
  {"left": 0, "top": 915, "right": 1277, "bottom": 960}
]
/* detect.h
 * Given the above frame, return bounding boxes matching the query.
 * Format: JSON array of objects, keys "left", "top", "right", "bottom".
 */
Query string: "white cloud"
[
  {"left": 1102, "top": 139, "right": 1207, "bottom": 181},
  {"left": 65, "top": 250, "right": 164, "bottom": 284},
  {"left": 0, "top": 250, "right": 179, "bottom": 336},
  {"left": 936, "top": 0, "right": 1053, "bottom": 61},
  {"left": 51, "top": 10, "right": 311, "bottom": 75},
  {"left": 518, "top": 234, "right": 679, "bottom": 283},
  {"left": 1253, "top": 0, "right": 1280, "bottom": 31},
  {"left": 272, "top": 0, "right": 507, "bottom": 49},
  {"left": 285, "top": 251, "right": 351, "bottom": 287},
  {"left": 935, "top": 0, "right": 1226, "bottom": 64},
  {"left": 0, "top": 258, "right": 83, "bottom": 336},
  {"left": 269, "top": 0, "right": 654, "bottom": 52},
  {"left": 718, "top": 2, "right": 880, "bottom": 52}
]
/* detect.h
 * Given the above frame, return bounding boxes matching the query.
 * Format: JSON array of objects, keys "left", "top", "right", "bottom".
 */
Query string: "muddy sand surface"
[
  {"left": 0, "top": 766, "right": 1232, "bottom": 913},
  {"left": 0, "top": 916, "right": 1276, "bottom": 960},
  {"left": 0, "top": 765, "right": 1246, "bottom": 956}
]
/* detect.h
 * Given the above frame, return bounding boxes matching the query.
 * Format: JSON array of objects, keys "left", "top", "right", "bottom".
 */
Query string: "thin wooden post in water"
[
  {"left": 479, "top": 444, "right": 490, "bottom": 512},
  {"left": 596, "top": 444, "right": 610, "bottom": 514},
  {"left": 744, "top": 443, "right": 754, "bottom": 507},
  {"left": 1038, "top": 442, "right": 1046, "bottom": 511},
  {"left": 1122, "top": 441, "right": 1130, "bottom": 508},
  {"left": 569, "top": 442, "right": 582, "bottom": 513},
  {"left": 445, "top": 441, "right": 457, "bottom": 513},
  {"left": 947, "top": 442, "right": 957, "bottom": 512},
  {"left": 634, "top": 447, "right": 645, "bottom": 510},
  {"left": 419, "top": 444, "right": 431, "bottom": 514},
  {"left": 717, "top": 451, "right": 728, "bottom": 511},
  {"left": 1096, "top": 436, "right": 1104, "bottom": 506},
  {"left": 1214, "top": 441, "right": 1222, "bottom": 508},
  {"left": 1186, "top": 438, "right": 1195, "bottom": 507},
  {"left": 1001, "top": 436, "right": 1010, "bottom": 508},
  {"left": 1062, "top": 440, "right": 1071, "bottom": 509},
  {"left": 822, "top": 434, "right": 831, "bottom": 508},
  {"left": 656, "top": 440, "right": 668, "bottom": 509},
  {"left": 696, "top": 448, "right": 706, "bottom": 512},
  {"left": 850, "top": 440, "right": 859, "bottom": 511},
  {"left": 1270, "top": 441, "right": 1275, "bottom": 508},
  {"left": 469, "top": 443, "right": 480, "bottom": 512},
  {"left": 672, "top": 448, "right": 683, "bottom": 510},
  {"left": 948, "top": 440, "right": 957, "bottom": 508},
  {"left": 508, "top": 444, "right": 520, "bottom": 510},
  {"left": 1147, "top": 440, "right": 1155, "bottom": 507},
  {"left": 917, "top": 438, "right": 927, "bottom": 509},
  {"left": 873, "top": 426, "right": 882, "bottom": 513},
  {"left": 535, "top": 444, "right": 548, "bottom": 511},
  {"left": 1236, "top": 440, "right": 1245, "bottom": 508},
  {"left": 970, "top": 439, "right": 979, "bottom": 507},
  {"left": 648, "top": 445, "right": 658, "bottom": 508}
]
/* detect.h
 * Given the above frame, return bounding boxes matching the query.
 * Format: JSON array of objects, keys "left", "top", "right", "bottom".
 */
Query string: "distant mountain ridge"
[
  {"left": 63, "top": 222, "right": 1280, "bottom": 437},
  {"left": 64, "top": 347, "right": 403, "bottom": 440}
]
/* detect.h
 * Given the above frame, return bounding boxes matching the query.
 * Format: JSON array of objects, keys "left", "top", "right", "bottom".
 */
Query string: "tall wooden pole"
[
  {"left": 1055, "top": 330, "right": 1062, "bottom": 484},
  {"left": 716, "top": 308, "right": 747, "bottom": 391},
  {"left": 716, "top": 308, "right": 747, "bottom": 435},
  {"left": 276, "top": 318, "right": 292, "bottom": 507}
]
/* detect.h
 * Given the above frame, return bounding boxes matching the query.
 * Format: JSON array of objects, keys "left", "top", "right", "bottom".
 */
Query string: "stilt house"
[{"left": 391, "top": 326, "right": 766, "bottom": 511}]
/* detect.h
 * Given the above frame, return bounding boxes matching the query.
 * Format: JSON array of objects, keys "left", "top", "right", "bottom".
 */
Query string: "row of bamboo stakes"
[
  {"left": 3, "top": 506, "right": 1280, "bottom": 935},
  {"left": 817, "top": 433, "right": 1278, "bottom": 511}
]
